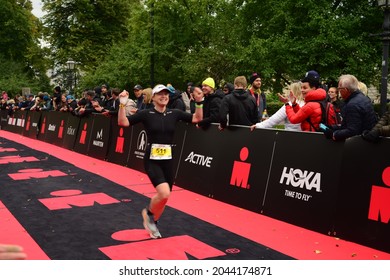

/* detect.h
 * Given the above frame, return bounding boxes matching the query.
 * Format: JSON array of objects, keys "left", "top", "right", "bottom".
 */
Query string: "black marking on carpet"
[{"left": 0, "top": 137, "right": 293, "bottom": 260}]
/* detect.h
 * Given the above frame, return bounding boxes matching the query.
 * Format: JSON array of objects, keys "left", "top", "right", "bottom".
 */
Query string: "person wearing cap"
[
  {"left": 197, "top": 77, "right": 224, "bottom": 128},
  {"left": 166, "top": 84, "right": 186, "bottom": 111},
  {"left": 219, "top": 76, "right": 259, "bottom": 130},
  {"left": 117, "top": 84, "right": 204, "bottom": 239},
  {"left": 248, "top": 72, "right": 267, "bottom": 120},
  {"left": 66, "top": 94, "right": 78, "bottom": 112},
  {"left": 42, "top": 93, "right": 52, "bottom": 110},
  {"left": 285, "top": 70, "right": 327, "bottom": 132},
  {"left": 133, "top": 84, "right": 144, "bottom": 111}
]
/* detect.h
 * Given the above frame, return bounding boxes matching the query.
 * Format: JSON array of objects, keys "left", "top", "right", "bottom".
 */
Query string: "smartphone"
[{"left": 319, "top": 123, "right": 328, "bottom": 131}]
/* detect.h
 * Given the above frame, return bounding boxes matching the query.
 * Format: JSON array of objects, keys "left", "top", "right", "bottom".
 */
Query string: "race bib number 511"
[{"left": 150, "top": 144, "right": 172, "bottom": 160}]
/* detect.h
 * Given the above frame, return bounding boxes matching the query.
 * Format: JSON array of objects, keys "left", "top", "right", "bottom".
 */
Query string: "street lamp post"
[
  {"left": 378, "top": 0, "right": 390, "bottom": 115},
  {"left": 66, "top": 59, "right": 76, "bottom": 94},
  {"left": 150, "top": 1, "right": 155, "bottom": 88}
]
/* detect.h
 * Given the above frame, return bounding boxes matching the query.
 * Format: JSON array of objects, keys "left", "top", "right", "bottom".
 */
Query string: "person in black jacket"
[
  {"left": 77, "top": 90, "right": 102, "bottom": 116},
  {"left": 223, "top": 82, "right": 234, "bottom": 95},
  {"left": 362, "top": 104, "right": 390, "bottom": 142},
  {"left": 166, "top": 84, "right": 186, "bottom": 111},
  {"left": 197, "top": 77, "right": 224, "bottom": 129},
  {"left": 326, "top": 74, "right": 377, "bottom": 141},
  {"left": 219, "top": 76, "right": 259, "bottom": 130}
]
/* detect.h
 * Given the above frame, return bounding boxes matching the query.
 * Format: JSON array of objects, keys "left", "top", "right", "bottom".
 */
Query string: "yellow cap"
[{"left": 202, "top": 77, "right": 215, "bottom": 89}]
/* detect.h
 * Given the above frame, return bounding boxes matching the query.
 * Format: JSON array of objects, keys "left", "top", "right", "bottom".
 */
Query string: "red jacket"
[{"left": 285, "top": 88, "right": 326, "bottom": 131}]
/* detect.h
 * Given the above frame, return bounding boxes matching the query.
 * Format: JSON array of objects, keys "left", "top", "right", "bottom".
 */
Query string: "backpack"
[{"left": 307, "top": 99, "right": 340, "bottom": 131}]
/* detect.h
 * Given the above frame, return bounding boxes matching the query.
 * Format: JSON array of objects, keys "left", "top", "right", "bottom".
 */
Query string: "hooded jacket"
[
  {"left": 197, "top": 90, "right": 224, "bottom": 128},
  {"left": 167, "top": 89, "right": 186, "bottom": 111},
  {"left": 285, "top": 88, "right": 326, "bottom": 131},
  {"left": 219, "top": 89, "right": 258, "bottom": 128}
]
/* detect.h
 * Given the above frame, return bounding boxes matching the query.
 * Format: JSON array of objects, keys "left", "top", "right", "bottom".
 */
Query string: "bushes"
[{"left": 266, "top": 101, "right": 283, "bottom": 116}]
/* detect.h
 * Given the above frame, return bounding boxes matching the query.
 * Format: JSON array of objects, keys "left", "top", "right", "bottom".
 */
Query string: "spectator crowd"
[{"left": 0, "top": 71, "right": 384, "bottom": 142}]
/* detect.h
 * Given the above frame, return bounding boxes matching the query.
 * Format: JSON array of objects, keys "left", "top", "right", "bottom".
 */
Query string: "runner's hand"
[{"left": 119, "top": 91, "right": 129, "bottom": 105}]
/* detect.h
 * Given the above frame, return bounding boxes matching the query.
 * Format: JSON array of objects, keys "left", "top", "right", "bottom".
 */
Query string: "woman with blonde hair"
[
  {"left": 140, "top": 88, "right": 154, "bottom": 110},
  {"left": 358, "top": 81, "right": 368, "bottom": 96},
  {"left": 250, "top": 82, "right": 304, "bottom": 131}
]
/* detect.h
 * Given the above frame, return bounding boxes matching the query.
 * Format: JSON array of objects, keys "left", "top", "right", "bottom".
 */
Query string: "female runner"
[{"left": 118, "top": 84, "right": 204, "bottom": 238}]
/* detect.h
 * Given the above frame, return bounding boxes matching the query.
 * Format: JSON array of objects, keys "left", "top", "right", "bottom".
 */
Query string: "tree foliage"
[
  {"left": 0, "top": 0, "right": 50, "bottom": 95},
  {"left": 2, "top": 0, "right": 386, "bottom": 96},
  {"left": 237, "top": 0, "right": 383, "bottom": 91},
  {"left": 0, "top": 0, "right": 34, "bottom": 61},
  {"left": 42, "top": 0, "right": 133, "bottom": 71},
  {"left": 79, "top": 0, "right": 384, "bottom": 93}
]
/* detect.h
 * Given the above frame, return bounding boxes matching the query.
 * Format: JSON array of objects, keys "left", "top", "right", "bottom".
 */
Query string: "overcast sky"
[{"left": 31, "top": 0, "right": 45, "bottom": 18}]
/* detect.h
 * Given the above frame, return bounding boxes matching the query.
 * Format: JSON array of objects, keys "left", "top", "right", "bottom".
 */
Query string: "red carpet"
[{"left": 0, "top": 130, "right": 389, "bottom": 260}]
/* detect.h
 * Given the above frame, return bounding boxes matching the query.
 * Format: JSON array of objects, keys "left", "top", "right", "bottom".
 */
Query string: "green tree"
[
  {"left": 81, "top": 0, "right": 245, "bottom": 90},
  {"left": 238, "top": 0, "right": 383, "bottom": 92},
  {"left": 0, "top": 0, "right": 34, "bottom": 61},
  {"left": 0, "top": 55, "right": 40, "bottom": 96},
  {"left": 0, "top": 0, "right": 50, "bottom": 95},
  {"left": 76, "top": 0, "right": 385, "bottom": 96},
  {"left": 42, "top": 0, "right": 132, "bottom": 71}
]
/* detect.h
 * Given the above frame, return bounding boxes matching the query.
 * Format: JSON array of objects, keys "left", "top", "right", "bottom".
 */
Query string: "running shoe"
[{"left": 141, "top": 208, "right": 162, "bottom": 239}]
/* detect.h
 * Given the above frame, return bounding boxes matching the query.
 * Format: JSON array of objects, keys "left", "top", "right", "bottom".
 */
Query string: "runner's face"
[{"left": 152, "top": 90, "right": 169, "bottom": 106}]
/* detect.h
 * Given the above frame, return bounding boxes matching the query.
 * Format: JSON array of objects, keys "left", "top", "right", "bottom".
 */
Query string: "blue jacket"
[{"left": 333, "top": 90, "right": 377, "bottom": 141}]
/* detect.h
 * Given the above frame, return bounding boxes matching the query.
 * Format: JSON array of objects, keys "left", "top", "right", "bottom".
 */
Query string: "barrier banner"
[
  {"left": 37, "top": 111, "right": 48, "bottom": 141},
  {"left": 334, "top": 137, "right": 390, "bottom": 253},
  {"left": 23, "top": 111, "right": 41, "bottom": 139},
  {"left": 0, "top": 110, "right": 8, "bottom": 129},
  {"left": 73, "top": 115, "right": 94, "bottom": 155},
  {"left": 86, "top": 114, "right": 111, "bottom": 160},
  {"left": 210, "top": 126, "right": 276, "bottom": 213},
  {"left": 62, "top": 114, "right": 80, "bottom": 150},
  {"left": 261, "top": 131, "right": 344, "bottom": 234},
  {"left": 4, "top": 110, "right": 26, "bottom": 134},
  {"left": 109, "top": 120, "right": 187, "bottom": 173},
  {"left": 3, "top": 109, "right": 390, "bottom": 252},
  {"left": 126, "top": 123, "right": 147, "bottom": 173},
  {"left": 106, "top": 117, "right": 133, "bottom": 166},
  {"left": 41, "top": 111, "right": 69, "bottom": 146},
  {"left": 174, "top": 124, "right": 225, "bottom": 196},
  {"left": 171, "top": 121, "right": 188, "bottom": 182}
]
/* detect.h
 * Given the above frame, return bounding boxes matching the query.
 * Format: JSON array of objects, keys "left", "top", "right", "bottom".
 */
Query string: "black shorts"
[{"left": 144, "top": 158, "right": 174, "bottom": 190}]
